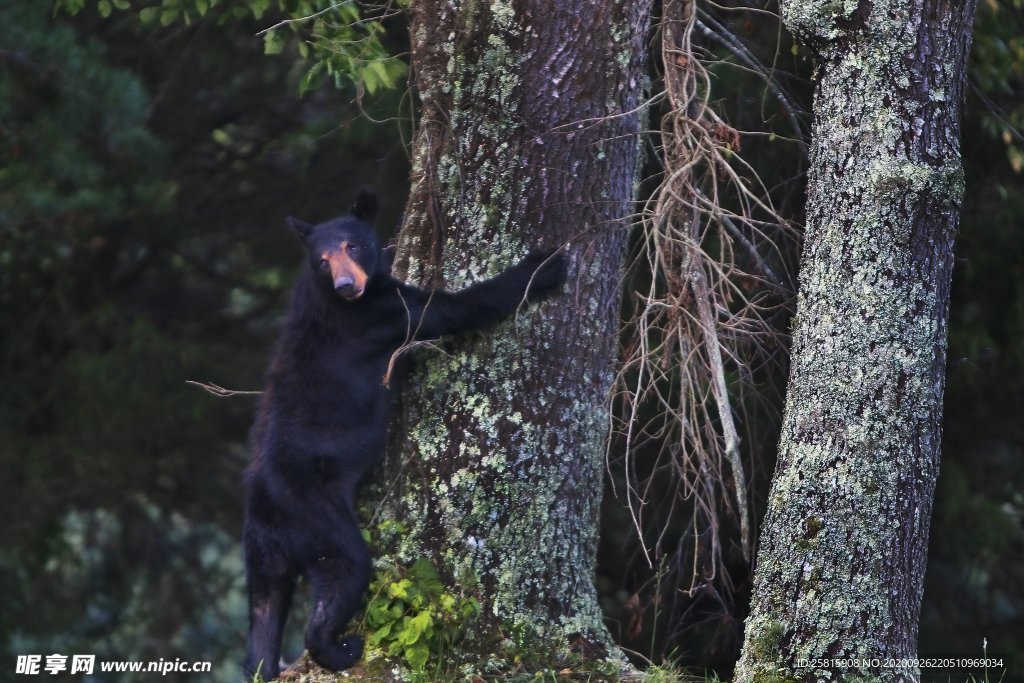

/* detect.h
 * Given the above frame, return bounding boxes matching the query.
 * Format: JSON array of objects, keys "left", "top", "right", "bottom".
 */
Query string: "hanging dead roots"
[{"left": 612, "top": 0, "right": 799, "bottom": 608}]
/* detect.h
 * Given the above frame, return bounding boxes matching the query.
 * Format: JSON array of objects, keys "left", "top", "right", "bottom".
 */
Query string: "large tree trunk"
[
  {"left": 381, "top": 0, "right": 652, "bottom": 664},
  {"left": 734, "top": 0, "right": 977, "bottom": 681}
]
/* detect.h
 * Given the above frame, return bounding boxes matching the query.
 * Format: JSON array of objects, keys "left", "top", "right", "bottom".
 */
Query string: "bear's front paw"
[
  {"left": 522, "top": 249, "right": 568, "bottom": 299},
  {"left": 339, "top": 634, "right": 364, "bottom": 664},
  {"left": 308, "top": 634, "right": 363, "bottom": 672}
]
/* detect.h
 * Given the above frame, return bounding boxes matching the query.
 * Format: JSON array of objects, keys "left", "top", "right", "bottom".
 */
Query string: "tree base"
[{"left": 269, "top": 644, "right": 642, "bottom": 683}]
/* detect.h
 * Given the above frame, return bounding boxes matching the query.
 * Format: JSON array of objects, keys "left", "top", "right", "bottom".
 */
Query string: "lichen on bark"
[
  {"left": 374, "top": 0, "right": 654, "bottom": 673},
  {"left": 734, "top": 0, "right": 977, "bottom": 680}
]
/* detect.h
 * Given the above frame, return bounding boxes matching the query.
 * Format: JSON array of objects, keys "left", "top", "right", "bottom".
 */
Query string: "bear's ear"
[
  {"left": 287, "top": 216, "right": 314, "bottom": 240},
  {"left": 378, "top": 244, "right": 396, "bottom": 273},
  {"left": 351, "top": 187, "right": 378, "bottom": 222}
]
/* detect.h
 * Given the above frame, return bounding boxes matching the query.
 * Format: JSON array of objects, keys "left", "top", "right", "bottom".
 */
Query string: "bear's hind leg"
[
  {"left": 243, "top": 542, "right": 296, "bottom": 681},
  {"left": 303, "top": 534, "right": 371, "bottom": 671}
]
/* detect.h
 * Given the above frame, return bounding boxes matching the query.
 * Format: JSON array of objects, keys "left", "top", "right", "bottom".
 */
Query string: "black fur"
[{"left": 242, "top": 191, "right": 567, "bottom": 680}]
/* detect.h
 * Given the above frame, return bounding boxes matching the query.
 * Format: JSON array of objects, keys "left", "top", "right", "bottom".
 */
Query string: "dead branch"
[{"left": 184, "top": 381, "right": 262, "bottom": 398}]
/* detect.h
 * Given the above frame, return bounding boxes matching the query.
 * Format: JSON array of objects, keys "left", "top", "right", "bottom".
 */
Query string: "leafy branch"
[{"left": 53, "top": 0, "right": 409, "bottom": 95}]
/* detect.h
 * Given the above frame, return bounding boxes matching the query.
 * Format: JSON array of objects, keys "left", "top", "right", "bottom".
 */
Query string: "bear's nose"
[{"left": 335, "top": 276, "right": 360, "bottom": 298}]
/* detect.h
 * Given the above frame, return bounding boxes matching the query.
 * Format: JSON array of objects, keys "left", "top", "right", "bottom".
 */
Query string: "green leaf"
[
  {"left": 112, "top": 0, "right": 130, "bottom": 9},
  {"left": 410, "top": 558, "right": 438, "bottom": 582},
  {"left": 338, "top": 3, "right": 360, "bottom": 21},
  {"left": 98, "top": 0, "right": 112, "bottom": 17},
  {"left": 367, "top": 622, "right": 392, "bottom": 646},
  {"left": 366, "top": 597, "right": 400, "bottom": 628},
  {"left": 396, "top": 616, "right": 418, "bottom": 646},
  {"left": 360, "top": 65, "right": 379, "bottom": 94},
  {"left": 387, "top": 59, "right": 409, "bottom": 84},
  {"left": 460, "top": 597, "right": 481, "bottom": 619},
  {"left": 263, "top": 30, "right": 285, "bottom": 56},
  {"left": 386, "top": 578, "right": 412, "bottom": 600},
  {"left": 53, "top": 0, "right": 86, "bottom": 16},
  {"left": 160, "top": 6, "right": 179, "bottom": 25},
  {"left": 403, "top": 641, "right": 430, "bottom": 670},
  {"left": 298, "top": 62, "right": 324, "bottom": 96},
  {"left": 399, "top": 609, "right": 432, "bottom": 646},
  {"left": 138, "top": 6, "right": 160, "bottom": 23},
  {"left": 248, "top": 0, "right": 269, "bottom": 19},
  {"left": 367, "top": 60, "right": 392, "bottom": 89}
]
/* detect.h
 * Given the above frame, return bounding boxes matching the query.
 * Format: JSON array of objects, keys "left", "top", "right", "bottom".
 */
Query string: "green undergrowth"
[
  {"left": 248, "top": 521, "right": 718, "bottom": 682},
  {"left": 361, "top": 556, "right": 481, "bottom": 673},
  {"left": 255, "top": 660, "right": 713, "bottom": 682}
]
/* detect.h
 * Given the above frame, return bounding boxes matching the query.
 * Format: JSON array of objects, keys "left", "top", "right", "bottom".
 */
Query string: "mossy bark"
[
  {"left": 734, "top": 0, "right": 977, "bottom": 682},
  {"left": 380, "top": 0, "right": 652, "bottom": 668}
]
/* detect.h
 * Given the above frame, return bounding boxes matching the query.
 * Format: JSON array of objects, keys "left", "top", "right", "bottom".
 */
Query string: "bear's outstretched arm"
[{"left": 394, "top": 250, "right": 568, "bottom": 340}]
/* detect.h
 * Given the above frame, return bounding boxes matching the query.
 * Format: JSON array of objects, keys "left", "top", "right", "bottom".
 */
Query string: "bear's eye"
[
  {"left": 348, "top": 243, "right": 361, "bottom": 254},
  {"left": 319, "top": 259, "right": 330, "bottom": 272}
]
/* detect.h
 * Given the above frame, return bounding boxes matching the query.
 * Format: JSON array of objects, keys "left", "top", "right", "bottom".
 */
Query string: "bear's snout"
[{"left": 334, "top": 277, "right": 362, "bottom": 299}]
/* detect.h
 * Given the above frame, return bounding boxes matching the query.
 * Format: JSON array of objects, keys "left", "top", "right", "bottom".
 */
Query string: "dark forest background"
[{"left": 1, "top": 2, "right": 1021, "bottom": 680}]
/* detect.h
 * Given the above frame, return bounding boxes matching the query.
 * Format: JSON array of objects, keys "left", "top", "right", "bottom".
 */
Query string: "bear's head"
[{"left": 287, "top": 188, "right": 381, "bottom": 301}]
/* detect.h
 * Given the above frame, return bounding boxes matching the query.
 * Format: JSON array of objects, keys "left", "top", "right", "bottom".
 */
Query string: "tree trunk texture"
[
  {"left": 382, "top": 0, "right": 652, "bottom": 661},
  {"left": 735, "top": 0, "right": 977, "bottom": 681}
]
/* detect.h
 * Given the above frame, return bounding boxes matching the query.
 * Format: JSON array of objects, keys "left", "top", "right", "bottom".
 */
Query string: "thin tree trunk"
[
  {"left": 735, "top": 0, "right": 977, "bottom": 681},
  {"left": 382, "top": 0, "right": 652, "bottom": 663}
]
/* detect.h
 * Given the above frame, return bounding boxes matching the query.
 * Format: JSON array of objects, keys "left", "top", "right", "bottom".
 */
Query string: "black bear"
[{"left": 242, "top": 189, "right": 567, "bottom": 681}]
